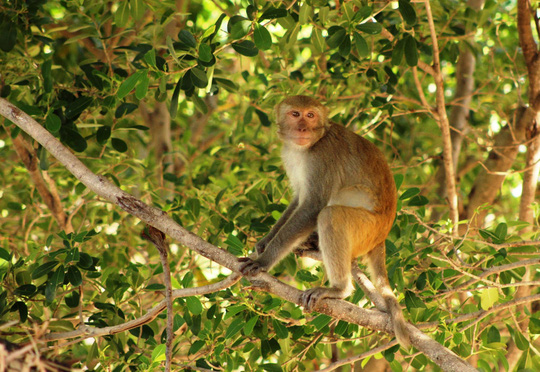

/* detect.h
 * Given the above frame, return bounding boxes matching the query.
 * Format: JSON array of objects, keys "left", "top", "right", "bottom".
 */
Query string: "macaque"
[{"left": 239, "top": 95, "right": 410, "bottom": 347}]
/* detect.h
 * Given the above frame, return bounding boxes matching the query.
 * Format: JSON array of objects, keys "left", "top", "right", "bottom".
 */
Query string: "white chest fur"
[{"left": 281, "top": 146, "right": 308, "bottom": 202}]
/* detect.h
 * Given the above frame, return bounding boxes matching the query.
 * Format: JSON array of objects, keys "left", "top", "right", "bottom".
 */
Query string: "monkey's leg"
[
  {"left": 301, "top": 206, "right": 355, "bottom": 311},
  {"left": 366, "top": 247, "right": 410, "bottom": 348}
]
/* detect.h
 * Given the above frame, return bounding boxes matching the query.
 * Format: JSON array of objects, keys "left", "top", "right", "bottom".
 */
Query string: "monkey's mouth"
[{"left": 289, "top": 134, "right": 312, "bottom": 146}]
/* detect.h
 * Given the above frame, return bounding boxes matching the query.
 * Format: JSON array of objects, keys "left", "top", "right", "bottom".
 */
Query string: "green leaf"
[
  {"left": 311, "top": 28, "right": 325, "bottom": 54},
  {"left": 11, "top": 302, "right": 28, "bottom": 323},
  {"left": 111, "top": 138, "right": 128, "bottom": 153},
  {"left": 115, "top": 1, "right": 130, "bottom": 27},
  {"left": 272, "top": 319, "right": 289, "bottom": 339},
  {"left": 214, "top": 77, "right": 238, "bottom": 92},
  {"left": 392, "top": 38, "right": 406, "bottom": 66},
  {"left": 191, "top": 67, "right": 208, "bottom": 88},
  {"left": 96, "top": 125, "right": 111, "bottom": 143},
  {"left": 135, "top": 73, "right": 149, "bottom": 99},
  {"left": 45, "top": 113, "right": 61, "bottom": 133},
  {"left": 229, "top": 16, "right": 250, "bottom": 40},
  {"left": 14, "top": 284, "right": 37, "bottom": 296},
  {"left": 188, "top": 340, "right": 205, "bottom": 355},
  {"left": 404, "top": 35, "right": 418, "bottom": 66},
  {"left": 353, "top": 32, "right": 369, "bottom": 57},
  {"left": 398, "top": 0, "right": 417, "bottom": 25},
  {"left": 198, "top": 43, "right": 213, "bottom": 62},
  {"left": 408, "top": 195, "right": 429, "bottom": 207},
  {"left": 151, "top": 344, "right": 166, "bottom": 362},
  {"left": 514, "top": 328, "right": 529, "bottom": 351},
  {"left": 259, "top": 7, "right": 288, "bottom": 21},
  {"left": 404, "top": 290, "right": 426, "bottom": 309},
  {"left": 144, "top": 49, "right": 156, "bottom": 67},
  {"left": 225, "top": 235, "right": 244, "bottom": 255},
  {"left": 311, "top": 314, "right": 332, "bottom": 330},
  {"left": 339, "top": 35, "right": 351, "bottom": 57},
  {"left": 480, "top": 287, "right": 498, "bottom": 310},
  {"left": 529, "top": 318, "right": 540, "bottom": 334},
  {"left": 32, "top": 261, "right": 59, "bottom": 279},
  {"left": 145, "top": 283, "right": 166, "bottom": 290},
  {"left": 400, "top": 187, "right": 420, "bottom": 200},
  {"left": 262, "top": 364, "right": 283, "bottom": 372},
  {"left": 326, "top": 26, "right": 347, "bottom": 48},
  {"left": 486, "top": 325, "right": 501, "bottom": 342},
  {"left": 356, "top": 22, "right": 382, "bottom": 35},
  {"left": 42, "top": 59, "right": 52, "bottom": 93},
  {"left": 255, "top": 109, "right": 270, "bottom": 127},
  {"left": 67, "top": 265, "right": 83, "bottom": 286},
  {"left": 186, "top": 296, "right": 203, "bottom": 315},
  {"left": 178, "top": 29, "right": 197, "bottom": 48},
  {"left": 130, "top": 0, "right": 146, "bottom": 20},
  {"left": 296, "top": 269, "right": 319, "bottom": 282},
  {"left": 0, "top": 20, "right": 17, "bottom": 52},
  {"left": 0, "top": 248, "right": 11, "bottom": 261},
  {"left": 65, "top": 96, "right": 93, "bottom": 119},
  {"left": 78, "top": 252, "right": 94, "bottom": 269},
  {"left": 65, "top": 291, "right": 80, "bottom": 308},
  {"left": 232, "top": 41, "right": 259, "bottom": 57},
  {"left": 299, "top": 3, "right": 312, "bottom": 24},
  {"left": 253, "top": 24, "right": 272, "bottom": 50},
  {"left": 495, "top": 223, "right": 507, "bottom": 241},
  {"left": 225, "top": 317, "right": 245, "bottom": 339},
  {"left": 170, "top": 77, "right": 183, "bottom": 117},
  {"left": 244, "top": 315, "right": 259, "bottom": 336},
  {"left": 117, "top": 71, "right": 144, "bottom": 100},
  {"left": 45, "top": 265, "right": 64, "bottom": 303},
  {"left": 115, "top": 102, "right": 138, "bottom": 118}
]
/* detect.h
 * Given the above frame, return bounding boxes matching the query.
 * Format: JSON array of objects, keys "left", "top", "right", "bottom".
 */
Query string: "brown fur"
[{"left": 240, "top": 95, "right": 410, "bottom": 347}]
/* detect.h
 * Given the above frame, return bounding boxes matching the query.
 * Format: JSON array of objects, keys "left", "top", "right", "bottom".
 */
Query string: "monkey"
[{"left": 239, "top": 95, "right": 410, "bottom": 347}]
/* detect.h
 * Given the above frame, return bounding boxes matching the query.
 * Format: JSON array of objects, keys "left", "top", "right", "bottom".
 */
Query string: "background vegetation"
[{"left": 0, "top": 0, "right": 539, "bottom": 371}]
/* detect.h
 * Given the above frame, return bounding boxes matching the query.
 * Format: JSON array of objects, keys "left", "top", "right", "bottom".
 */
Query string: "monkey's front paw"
[
  {"left": 238, "top": 258, "right": 266, "bottom": 276},
  {"left": 300, "top": 287, "right": 328, "bottom": 311}
]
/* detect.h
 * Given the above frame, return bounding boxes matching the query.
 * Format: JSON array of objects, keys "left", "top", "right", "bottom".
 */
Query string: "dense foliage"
[{"left": 0, "top": 0, "right": 538, "bottom": 371}]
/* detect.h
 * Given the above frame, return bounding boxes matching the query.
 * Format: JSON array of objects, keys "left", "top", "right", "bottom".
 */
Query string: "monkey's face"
[{"left": 277, "top": 104, "right": 326, "bottom": 148}]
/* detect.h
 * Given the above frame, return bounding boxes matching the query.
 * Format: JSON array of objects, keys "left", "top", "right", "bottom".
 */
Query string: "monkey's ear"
[
  {"left": 274, "top": 102, "right": 287, "bottom": 120},
  {"left": 320, "top": 105, "right": 330, "bottom": 126}
]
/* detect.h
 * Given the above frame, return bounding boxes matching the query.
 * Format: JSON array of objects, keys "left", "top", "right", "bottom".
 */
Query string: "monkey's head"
[{"left": 275, "top": 95, "right": 329, "bottom": 148}]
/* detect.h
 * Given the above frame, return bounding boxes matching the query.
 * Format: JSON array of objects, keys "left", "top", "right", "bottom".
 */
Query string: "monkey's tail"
[{"left": 366, "top": 247, "right": 411, "bottom": 349}]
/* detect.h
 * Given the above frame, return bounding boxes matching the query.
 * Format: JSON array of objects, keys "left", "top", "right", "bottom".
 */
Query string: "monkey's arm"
[
  {"left": 256, "top": 197, "right": 299, "bottom": 254},
  {"left": 240, "top": 201, "right": 321, "bottom": 275}
]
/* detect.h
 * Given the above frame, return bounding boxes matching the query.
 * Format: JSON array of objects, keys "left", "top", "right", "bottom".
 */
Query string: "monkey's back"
[{"left": 309, "top": 123, "right": 397, "bottom": 224}]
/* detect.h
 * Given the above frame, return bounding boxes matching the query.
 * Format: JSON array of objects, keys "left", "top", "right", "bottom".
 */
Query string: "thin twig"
[
  {"left": 142, "top": 226, "right": 174, "bottom": 372},
  {"left": 423, "top": 0, "right": 460, "bottom": 232}
]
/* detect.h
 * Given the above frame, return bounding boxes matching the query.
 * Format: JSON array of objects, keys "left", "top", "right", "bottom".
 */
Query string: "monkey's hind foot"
[
  {"left": 301, "top": 287, "right": 347, "bottom": 311},
  {"left": 238, "top": 258, "right": 266, "bottom": 276}
]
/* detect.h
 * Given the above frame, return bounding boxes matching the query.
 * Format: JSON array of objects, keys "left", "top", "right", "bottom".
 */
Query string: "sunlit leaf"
[
  {"left": 356, "top": 22, "right": 382, "bottom": 35},
  {"left": 254, "top": 24, "right": 272, "bottom": 50},
  {"left": 480, "top": 287, "right": 498, "bottom": 310},
  {"left": 259, "top": 7, "right": 288, "bottom": 21},
  {"left": 198, "top": 42, "right": 213, "bottom": 62}
]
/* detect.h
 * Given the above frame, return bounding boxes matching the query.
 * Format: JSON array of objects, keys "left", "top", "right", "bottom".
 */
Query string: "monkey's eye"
[
  {"left": 291, "top": 111, "right": 300, "bottom": 117},
  {"left": 306, "top": 112, "right": 315, "bottom": 118}
]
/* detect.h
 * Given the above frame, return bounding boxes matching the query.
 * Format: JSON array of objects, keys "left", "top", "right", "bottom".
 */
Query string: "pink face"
[{"left": 281, "top": 107, "right": 323, "bottom": 147}]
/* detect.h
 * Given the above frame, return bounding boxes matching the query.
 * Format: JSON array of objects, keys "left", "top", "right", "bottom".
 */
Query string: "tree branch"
[
  {"left": 423, "top": 0, "right": 460, "bottom": 233},
  {"left": 44, "top": 273, "right": 242, "bottom": 341}
]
